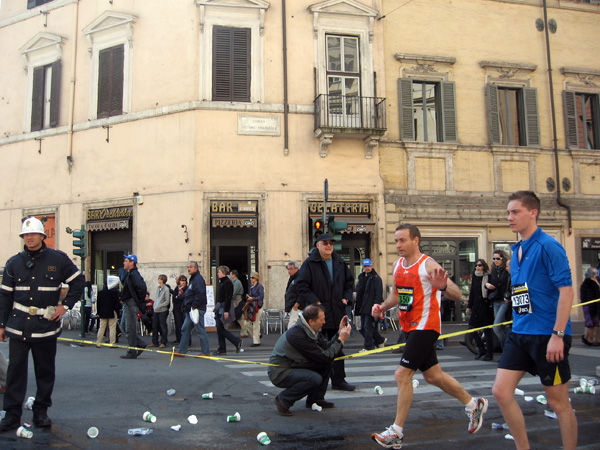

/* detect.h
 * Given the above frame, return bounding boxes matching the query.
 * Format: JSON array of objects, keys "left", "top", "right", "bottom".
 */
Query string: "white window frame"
[
  {"left": 196, "top": 0, "right": 269, "bottom": 104},
  {"left": 82, "top": 12, "right": 136, "bottom": 121},
  {"left": 20, "top": 32, "right": 63, "bottom": 133}
]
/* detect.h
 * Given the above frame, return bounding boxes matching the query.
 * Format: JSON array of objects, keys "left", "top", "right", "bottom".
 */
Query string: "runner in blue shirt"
[{"left": 492, "top": 191, "right": 577, "bottom": 450}]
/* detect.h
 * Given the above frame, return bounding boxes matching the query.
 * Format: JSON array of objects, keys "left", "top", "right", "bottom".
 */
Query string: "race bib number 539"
[{"left": 511, "top": 283, "right": 532, "bottom": 315}]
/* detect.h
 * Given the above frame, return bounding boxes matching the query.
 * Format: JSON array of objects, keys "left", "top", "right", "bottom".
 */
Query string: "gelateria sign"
[
  {"left": 308, "top": 201, "right": 370, "bottom": 215},
  {"left": 87, "top": 207, "right": 132, "bottom": 231},
  {"left": 211, "top": 201, "right": 257, "bottom": 228}
]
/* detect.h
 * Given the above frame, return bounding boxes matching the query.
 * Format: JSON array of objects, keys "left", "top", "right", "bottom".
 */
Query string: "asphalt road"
[{"left": 0, "top": 325, "right": 598, "bottom": 449}]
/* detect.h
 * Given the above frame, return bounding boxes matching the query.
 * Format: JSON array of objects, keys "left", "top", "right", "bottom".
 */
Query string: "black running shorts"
[
  {"left": 399, "top": 330, "right": 440, "bottom": 372},
  {"left": 498, "top": 332, "right": 572, "bottom": 386}
]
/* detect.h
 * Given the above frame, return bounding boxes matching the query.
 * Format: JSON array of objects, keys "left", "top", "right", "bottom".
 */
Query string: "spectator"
[
  {"left": 214, "top": 266, "right": 243, "bottom": 354},
  {"left": 95, "top": 276, "right": 121, "bottom": 348},
  {"left": 487, "top": 250, "right": 511, "bottom": 349},
  {"left": 171, "top": 275, "right": 187, "bottom": 345},
  {"left": 466, "top": 259, "right": 495, "bottom": 361},
  {"left": 244, "top": 272, "right": 264, "bottom": 347},
  {"left": 580, "top": 267, "right": 599, "bottom": 346},
  {"left": 355, "top": 258, "right": 386, "bottom": 351},
  {"left": 149, "top": 275, "right": 170, "bottom": 349},
  {"left": 284, "top": 261, "right": 302, "bottom": 329}
]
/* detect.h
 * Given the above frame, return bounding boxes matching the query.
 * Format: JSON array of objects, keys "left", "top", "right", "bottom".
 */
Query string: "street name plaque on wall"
[{"left": 238, "top": 114, "right": 281, "bottom": 136}]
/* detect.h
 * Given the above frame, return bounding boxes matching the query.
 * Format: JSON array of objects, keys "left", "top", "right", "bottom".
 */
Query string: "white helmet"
[{"left": 20, "top": 217, "right": 46, "bottom": 237}]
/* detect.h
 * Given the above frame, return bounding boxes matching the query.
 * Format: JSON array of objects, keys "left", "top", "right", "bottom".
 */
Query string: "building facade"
[
  {"left": 380, "top": 0, "right": 600, "bottom": 320},
  {"left": 0, "top": 0, "right": 388, "bottom": 306}
]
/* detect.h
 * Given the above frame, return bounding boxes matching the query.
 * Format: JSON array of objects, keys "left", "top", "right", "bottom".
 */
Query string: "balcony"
[{"left": 314, "top": 94, "right": 387, "bottom": 158}]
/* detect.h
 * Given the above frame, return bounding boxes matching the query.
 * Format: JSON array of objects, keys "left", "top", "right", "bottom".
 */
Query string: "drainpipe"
[
  {"left": 282, "top": 0, "right": 289, "bottom": 156},
  {"left": 66, "top": 0, "right": 79, "bottom": 172},
  {"left": 542, "top": 0, "right": 572, "bottom": 235}
]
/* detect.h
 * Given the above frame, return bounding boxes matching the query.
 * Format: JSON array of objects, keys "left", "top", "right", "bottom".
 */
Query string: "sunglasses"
[
  {"left": 492, "top": 257, "right": 502, "bottom": 261},
  {"left": 250, "top": 277, "right": 256, "bottom": 279},
  {"left": 475, "top": 264, "right": 484, "bottom": 267}
]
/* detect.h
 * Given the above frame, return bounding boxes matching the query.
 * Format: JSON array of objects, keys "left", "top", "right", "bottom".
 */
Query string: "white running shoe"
[
  {"left": 371, "top": 426, "right": 403, "bottom": 449},
  {"left": 378, "top": 338, "right": 388, "bottom": 348},
  {"left": 466, "top": 397, "right": 488, "bottom": 434}
]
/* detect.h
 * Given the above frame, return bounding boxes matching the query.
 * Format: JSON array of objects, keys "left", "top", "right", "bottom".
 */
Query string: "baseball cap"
[
  {"left": 315, "top": 233, "right": 334, "bottom": 243},
  {"left": 362, "top": 258, "right": 373, "bottom": 266},
  {"left": 123, "top": 254, "right": 138, "bottom": 263}
]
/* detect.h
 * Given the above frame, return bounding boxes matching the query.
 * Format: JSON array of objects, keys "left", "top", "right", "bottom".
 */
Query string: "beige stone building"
[
  {"left": 380, "top": 0, "right": 600, "bottom": 321},
  {"left": 0, "top": 0, "right": 388, "bottom": 306},
  {"left": 1, "top": 0, "right": 599, "bottom": 322}
]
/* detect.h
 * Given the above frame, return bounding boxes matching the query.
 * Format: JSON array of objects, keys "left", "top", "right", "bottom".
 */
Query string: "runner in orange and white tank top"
[
  {"left": 393, "top": 254, "right": 441, "bottom": 333},
  {"left": 370, "top": 224, "right": 488, "bottom": 450}
]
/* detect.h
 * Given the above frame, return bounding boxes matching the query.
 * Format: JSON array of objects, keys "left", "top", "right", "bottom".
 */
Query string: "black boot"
[
  {"left": 474, "top": 350, "right": 485, "bottom": 360},
  {"left": 0, "top": 413, "right": 21, "bottom": 432},
  {"left": 33, "top": 407, "right": 52, "bottom": 428}
]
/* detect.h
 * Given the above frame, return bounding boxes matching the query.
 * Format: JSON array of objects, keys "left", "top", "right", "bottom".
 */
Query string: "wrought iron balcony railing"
[{"left": 314, "top": 94, "right": 386, "bottom": 133}]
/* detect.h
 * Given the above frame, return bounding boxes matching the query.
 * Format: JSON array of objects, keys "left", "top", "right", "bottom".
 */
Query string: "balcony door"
[{"left": 326, "top": 35, "right": 361, "bottom": 128}]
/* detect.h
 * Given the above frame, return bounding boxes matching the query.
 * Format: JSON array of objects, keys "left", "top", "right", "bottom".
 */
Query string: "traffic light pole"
[
  {"left": 68, "top": 225, "right": 87, "bottom": 339},
  {"left": 323, "top": 178, "right": 328, "bottom": 230}
]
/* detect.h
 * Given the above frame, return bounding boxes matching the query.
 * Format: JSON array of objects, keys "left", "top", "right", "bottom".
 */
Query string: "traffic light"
[
  {"left": 312, "top": 219, "right": 324, "bottom": 245},
  {"left": 72, "top": 225, "right": 87, "bottom": 258},
  {"left": 327, "top": 215, "right": 348, "bottom": 251}
]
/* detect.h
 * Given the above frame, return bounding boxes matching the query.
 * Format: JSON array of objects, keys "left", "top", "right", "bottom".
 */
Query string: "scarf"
[{"left": 474, "top": 270, "right": 489, "bottom": 299}]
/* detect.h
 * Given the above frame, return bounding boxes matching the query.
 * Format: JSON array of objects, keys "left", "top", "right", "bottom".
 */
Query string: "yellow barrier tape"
[{"left": 57, "top": 297, "right": 600, "bottom": 366}]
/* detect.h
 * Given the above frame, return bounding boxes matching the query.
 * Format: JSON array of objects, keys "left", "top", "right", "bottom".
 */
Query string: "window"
[
  {"left": 398, "top": 79, "right": 457, "bottom": 143},
  {"left": 31, "top": 61, "right": 60, "bottom": 131},
  {"left": 563, "top": 91, "right": 600, "bottom": 149},
  {"left": 97, "top": 45, "right": 124, "bottom": 119},
  {"left": 27, "top": 0, "right": 54, "bottom": 9},
  {"left": 487, "top": 84, "right": 540, "bottom": 147},
  {"left": 212, "top": 26, "right": 250, "bottom": 102},
  {"left": 326, "top": 35, "right": 360, "bottom": 127}
]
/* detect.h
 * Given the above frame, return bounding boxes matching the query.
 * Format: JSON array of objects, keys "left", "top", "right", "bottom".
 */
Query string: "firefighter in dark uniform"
[{"left": 0, "top": 217, "right": 84, "bottom": 431}]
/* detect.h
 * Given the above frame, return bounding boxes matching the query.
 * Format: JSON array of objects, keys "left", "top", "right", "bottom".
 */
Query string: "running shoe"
[
  {"left": 466, "top": 397, "right": 488, "bottom": 434},
  {"left": 371, "top": 426, "right": 403, "bottom": 449}
]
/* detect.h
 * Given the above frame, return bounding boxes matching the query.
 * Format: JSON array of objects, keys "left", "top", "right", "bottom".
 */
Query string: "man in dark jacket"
[
  {"left": 215, "top": 266, "right": 242, "bottom": 354},
  {"left": 284, "top": 260, "right": 303, "bottom": 329},
  {"left": 95, "top": 275, "right": 121, "bottom": 347},
  {"left": 119, "top": 254, "right": 148, "bottom": 359},
  {"left": 296, "top": 233, "right": 356, "bottom": 391},
  {"left": 175, "top": 261, "right": 210, "bottom": 356},
  {"left": 268, "top": 304, "right": 351, "bottom": 416},
  {"left": 0, "top": 217, "right": 84, "bottom": 431},
  {"left": 355, "top": 258, "right": 386, "bottom": 351}
]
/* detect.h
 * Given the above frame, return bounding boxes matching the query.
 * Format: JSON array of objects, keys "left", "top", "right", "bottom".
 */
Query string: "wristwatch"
[{"left": 552, "top": 330, "right": 565, "bottom": 338}]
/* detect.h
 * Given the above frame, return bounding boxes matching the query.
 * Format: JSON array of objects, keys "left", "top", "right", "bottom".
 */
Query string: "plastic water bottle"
[
  {"left": 491, "top": 423, "right": 509, "bottom": 430},
  {"left": 128, "top": 428, "right": 153, "bottom": 436}
]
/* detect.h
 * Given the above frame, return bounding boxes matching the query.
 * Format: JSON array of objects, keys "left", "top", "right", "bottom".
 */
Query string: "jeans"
[
  {"left": 122, "top": 300, "right": 146, "bottom": 356},
  {"left": 172, "top": 306, "right": 184, "bottom": 343},
  {"left": 493, "top": 301, "right": 510, "bottom": 349},
  {"left": 152, "top": 311, "right": 169, "bottom": 345},
  {"left": 178, "top": 311, "right": 210, "bottom": 355},
  {"left": 216, "top": 312, "right": 241, "bottom": 352},
  {"left": 274, "top": 366, "right": 332, "bottom": 409},
  {"left": 359, "top": 314, "right": 385, "bottom": 350}
]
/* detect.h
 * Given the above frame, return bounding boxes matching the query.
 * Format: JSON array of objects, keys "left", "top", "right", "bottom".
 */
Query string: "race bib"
[
  {"left": 511, "top": 283, "right": 532, "bottom": 315},
  {"left": 397, "top": 286, "right": 414, "bottom": 312}
]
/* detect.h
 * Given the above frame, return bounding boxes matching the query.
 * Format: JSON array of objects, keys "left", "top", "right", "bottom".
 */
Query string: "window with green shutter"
[
  {"left": 397, "top": 78, "right": 457, "bottom": 143},
  {"left": 97, "top": 45, "right": 124, "bottom": 119},
  {"left": 212, "top": 26, "right": 251, "bottom": 102},
  {"left": 486, "top": 84, "right": 540, "bottom": 147},
  {"left": 27, "top": 0, "right": 54, "bottom": 9},
  {"left": 563, "top": 91, "right": 600, "bottom": 150}
]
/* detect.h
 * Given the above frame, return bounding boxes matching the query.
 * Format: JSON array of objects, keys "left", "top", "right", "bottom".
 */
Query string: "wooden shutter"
[
  {"left": 213, "top": 26, "right": 250, "bottom": 102},
  {"left": 109, "top": 45, "right": 124, "bottom": 117},
  {"left": 486, "top": 84, "right": 501, "bottom": 145},
  {"left": 49, "top": 60, "right": 61, "bottom": 128},
  {"left": 97, "top": 45, "right": 124, "bottom": 119},
  {"left": 31, "top": 66, "right": 45, "bottom": 132},
  {"left": 563, "top": 90, "right": 578, "bottom": 149},
  {"left": 523, "top": 87, "right": 540, "bottom": 147},
  {"left": 398, "top": 78, "right": 415, "bottom": 141},
  {"left": 440, "top": 81, "right": 458, "bottom": 143}
]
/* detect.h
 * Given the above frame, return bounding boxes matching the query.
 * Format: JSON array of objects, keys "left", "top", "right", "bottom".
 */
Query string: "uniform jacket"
[
  {"left": 267, "top": 313, "right": 343, "bottom": 386},
  {"left": 183, "top": 271, "right": 207, "bottom": 312},
  {"left": 296, "top": 247, "right": 354, "bottom": 330},
  {"left": 0, "top": 242, "right": 84, "bottom": 341},
  {"left": 354, "top": 269, "right": 383, "bottom": 315}
]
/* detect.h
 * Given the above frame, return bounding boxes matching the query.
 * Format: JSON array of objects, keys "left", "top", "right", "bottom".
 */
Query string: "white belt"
[{"left": 13, "top": 302, "right": 51, "bottom": 316}]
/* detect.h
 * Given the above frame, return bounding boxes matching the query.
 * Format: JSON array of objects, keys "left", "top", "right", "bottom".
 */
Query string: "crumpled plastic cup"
[
  {"left": 257, "top": 431, "right": 271, "bottom": 445},
  {"left": 188, "top": 415, "right": 198, "bottom": 425},
  {"left": 87, "top": 427, "right": 99, "bottom": 438},
  {"left": 311, "top": 403, "right": 322, "bottom": 411},
  {"left": 171, "top": 425, "right": 181, "bottom": 431}
]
